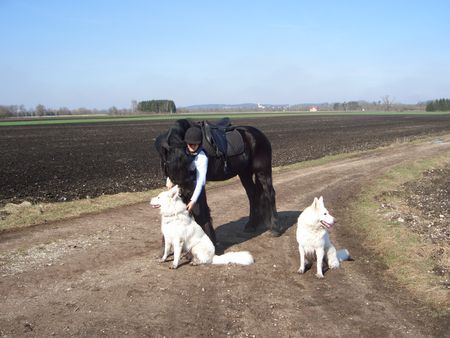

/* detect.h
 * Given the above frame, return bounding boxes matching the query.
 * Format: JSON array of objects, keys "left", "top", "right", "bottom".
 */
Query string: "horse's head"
[
  {"left": 165, "top": 147, "right": 194, "bottom": 187},
  {"left": 154, "top": 119, "right": 196, "bottom": 187}
]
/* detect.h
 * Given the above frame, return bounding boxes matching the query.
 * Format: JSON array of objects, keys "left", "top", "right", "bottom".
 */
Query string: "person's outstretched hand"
[{"left": 187, "top": 201, "right": 195, "bottom": 212}]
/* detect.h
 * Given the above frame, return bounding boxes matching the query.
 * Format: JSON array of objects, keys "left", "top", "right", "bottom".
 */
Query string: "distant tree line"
[
  {"left": 0, "top": 99, "right": 177, "bottom": 118},
  {"left": 332, "top": 101, "right": 364, "bottom": 111},
  {"left": 137, "top": 100, "right": 176, "bottom": 113},
  {"left": 292, "top": 99, "right": 425, "bottom": 112},
  {"left": 426, "top": 98, "right": 450, "bottom": 112},
  {"left": 3, "top": 97, "right": 448, "bottom": 118},
  {"left": 0, "top": 104, "right": 133, "bottom": 118}
]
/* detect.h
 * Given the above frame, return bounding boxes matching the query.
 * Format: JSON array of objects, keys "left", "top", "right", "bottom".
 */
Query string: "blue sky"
[{"left": 1, "top": 1, "right": 450, "bottom": 109}]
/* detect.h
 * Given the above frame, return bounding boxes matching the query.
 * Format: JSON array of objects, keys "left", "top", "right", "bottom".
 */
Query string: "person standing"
[{"left": 166, "top": 126, "right": 217, "bottom": 248}]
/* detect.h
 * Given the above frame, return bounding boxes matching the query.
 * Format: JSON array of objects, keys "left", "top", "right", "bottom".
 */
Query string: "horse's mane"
[
  {"left": 167, "top": 119, "right": 194, "bottom": 148},
  {"left": 166, "top": 147, "right": 193, "bottom": 185},
  {"left": 154, "top": 119, "right": 193, "bottom": 154}
]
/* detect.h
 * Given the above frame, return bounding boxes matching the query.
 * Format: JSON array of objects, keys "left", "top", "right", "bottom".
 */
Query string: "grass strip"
[
  {"left": 1, "top": 111, "right": 450, "bottom": 126},
  {"left": 0, "top": 190, "right": 161, "bottom": 232}
]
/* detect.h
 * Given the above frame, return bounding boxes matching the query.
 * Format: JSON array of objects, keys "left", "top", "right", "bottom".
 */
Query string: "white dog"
[
  {"left": 150, "top": 185, "right": 254, "bottom": 269},
  {"left": 296, "top": 196, "right": 350, "bottom": 278}
]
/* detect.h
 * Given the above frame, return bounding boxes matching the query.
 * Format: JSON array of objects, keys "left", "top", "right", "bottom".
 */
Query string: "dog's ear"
[
  {"left": 318, "top": 196, "right": 324, "bottom": 205},
  {"left": 312, "top": 197, "right": 319, "bottom": 209},
  {"left": 168, "top": 185, "right": 179, "bottom": 198}
]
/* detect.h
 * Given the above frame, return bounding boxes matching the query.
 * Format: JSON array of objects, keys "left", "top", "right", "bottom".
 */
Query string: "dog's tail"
[
  {"left": 337, "top": 249, "right": 351, "bottom": 262},
  {"left": 212, "top": 251, "right": 254, "bottom": 265}
]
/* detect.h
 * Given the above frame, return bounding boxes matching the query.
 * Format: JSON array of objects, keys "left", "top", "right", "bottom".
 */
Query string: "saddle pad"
[{"left": 225, "top": 129, "right": 245, "bottom": 156}]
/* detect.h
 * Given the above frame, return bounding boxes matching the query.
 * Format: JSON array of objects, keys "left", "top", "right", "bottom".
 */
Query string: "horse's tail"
[{"left": 212, "top": 251, "right": 254, "bottom": 265}]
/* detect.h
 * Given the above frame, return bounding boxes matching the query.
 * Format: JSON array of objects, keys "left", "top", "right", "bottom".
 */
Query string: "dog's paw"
[
  {"left": 297, "top": 267, "right": 305, "bottom": 274},
  {"left": 169, "top": 264, "right": 178, "bottom": 269},
  {"left": 159, "top": 258, "right": 167, "bottom": 263},
  {"left": 329, "top": 261, "right": 340, "bottom": 269},
  {"left": 315, "top": 273, "right": 324, "bottom": 279}
]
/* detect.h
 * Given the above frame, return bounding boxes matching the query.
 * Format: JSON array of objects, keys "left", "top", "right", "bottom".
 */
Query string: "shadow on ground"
[{"left": 215, "top": 210, "right": 301, "bottom": 254}]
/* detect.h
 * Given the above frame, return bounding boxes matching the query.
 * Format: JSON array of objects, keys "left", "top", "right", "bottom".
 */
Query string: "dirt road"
[{"left": 1, "top": 137, "right": 449, "bottom": 337}]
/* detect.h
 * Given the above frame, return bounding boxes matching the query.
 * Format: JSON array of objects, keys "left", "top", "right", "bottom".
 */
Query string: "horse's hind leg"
[
  {"left": 238, "top": 172, "right": 259, "bottom": 231},
  {"left": 255, "top": 171, "right": 280, "bottom": 236}
]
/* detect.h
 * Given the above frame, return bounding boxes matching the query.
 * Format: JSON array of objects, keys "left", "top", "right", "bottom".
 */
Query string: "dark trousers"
[{"left": 181, "top": 186, "right": 217, "bottom": 246}]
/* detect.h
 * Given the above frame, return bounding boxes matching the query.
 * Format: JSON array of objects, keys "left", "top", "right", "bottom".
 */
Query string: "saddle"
[{"left": 200, "top": 118, "right": 245, "bottom": 159}]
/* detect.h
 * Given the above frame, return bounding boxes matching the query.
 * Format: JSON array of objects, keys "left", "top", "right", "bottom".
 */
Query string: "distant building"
[{"left": 309, "top": 106, "right": 318, "bottom": 112}]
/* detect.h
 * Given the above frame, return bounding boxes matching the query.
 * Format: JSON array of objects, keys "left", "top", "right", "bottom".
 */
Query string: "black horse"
[{"left": 154, "top": 118, "right": 281, "bottom": 235}]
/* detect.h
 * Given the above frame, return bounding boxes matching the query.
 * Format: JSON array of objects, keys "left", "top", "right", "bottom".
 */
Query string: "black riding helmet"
[{"left": 184, "top": 127, "right": 203, "bottom": 145}]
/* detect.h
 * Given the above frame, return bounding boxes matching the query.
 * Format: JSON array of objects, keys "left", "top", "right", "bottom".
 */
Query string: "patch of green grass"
[
  {"left": 273, "top": 152, "right": 360, "bottom": 174},
  {"left": 0, "top": 190, "right": 163, "bottom": 232},
  {"left": 1, "top": 111, "right": 449, "bottom": 127}
]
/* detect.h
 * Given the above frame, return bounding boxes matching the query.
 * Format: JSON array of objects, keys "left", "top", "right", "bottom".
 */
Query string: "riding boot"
[{"left": 202, "top": 221, "right": 217, "bottom": 247}]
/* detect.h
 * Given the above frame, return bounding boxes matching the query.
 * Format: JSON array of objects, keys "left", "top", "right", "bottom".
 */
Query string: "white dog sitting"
[
  {"left": 150, "top": 185, "right": 254, "bottom": 269},
  {"left": 296, "top": 196, "right": 350, "bottom": 278}
]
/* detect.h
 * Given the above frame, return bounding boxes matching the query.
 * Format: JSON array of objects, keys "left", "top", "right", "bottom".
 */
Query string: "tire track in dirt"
[{"left": 1, "top": 137, "right": 449, "bottom": 337}]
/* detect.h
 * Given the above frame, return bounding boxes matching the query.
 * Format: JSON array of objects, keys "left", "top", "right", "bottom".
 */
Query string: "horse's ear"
[{"left": 176, "top": 119, "right": 193, "bottom": 131}]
